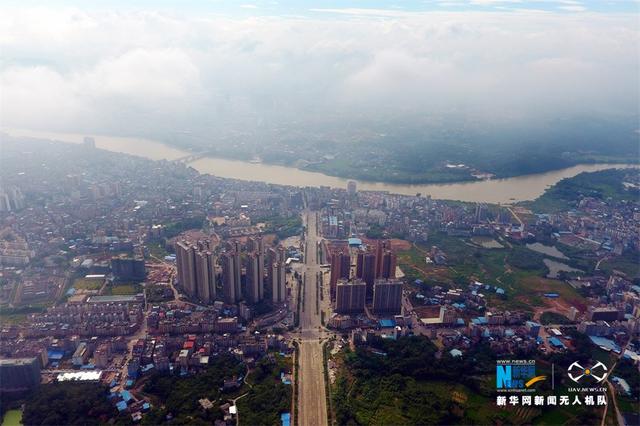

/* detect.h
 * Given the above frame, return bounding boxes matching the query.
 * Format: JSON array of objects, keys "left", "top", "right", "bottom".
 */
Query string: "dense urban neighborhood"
[{"left": 1, "top": 135, "right": 639, "bottom": 426}]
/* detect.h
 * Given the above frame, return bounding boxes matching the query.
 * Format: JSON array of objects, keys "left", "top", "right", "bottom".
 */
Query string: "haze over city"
[
  {"left": 1, "top": 2, "right": 639, "bottom": 426},
  {"left": 2, "top": 1, "right": 638, "bottom": 144}
]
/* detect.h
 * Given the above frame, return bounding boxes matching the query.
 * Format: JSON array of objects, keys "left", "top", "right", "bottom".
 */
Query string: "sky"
[{"left": 1, "top": 1, "right": 638, "bottom": 144}]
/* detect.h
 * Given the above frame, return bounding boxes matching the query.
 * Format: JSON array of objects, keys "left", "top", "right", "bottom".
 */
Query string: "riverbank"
[{"left": 3, "top": 128, "right": 638, "bottom": 204}]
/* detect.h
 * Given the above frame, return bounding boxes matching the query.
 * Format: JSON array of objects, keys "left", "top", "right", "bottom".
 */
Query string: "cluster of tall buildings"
[
  {"left": 335, "top": 278, "right": 403, "bottom": 315},
  {"left": 330, "top": 240, "right": 397, "bottom": 300},
  {"left": 176, "top": 240, "right": 217, "bottom": 304},
  {"left": 175, "top": 236, "right": 287, "bottom": 306},
  {"left": 0, "top": 186, "right": 25, "bottom": 212},
  {"left": 331, "top": 240, "right": 402, "bottom": 315}
]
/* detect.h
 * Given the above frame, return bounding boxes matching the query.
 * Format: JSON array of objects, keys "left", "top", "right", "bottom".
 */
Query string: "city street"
[{"left": 296, "top": 210, "right": 329, "bottom": 426}]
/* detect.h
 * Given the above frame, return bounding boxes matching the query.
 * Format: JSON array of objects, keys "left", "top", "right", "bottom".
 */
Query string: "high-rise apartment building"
[
  {"left": 380, "top": 251, "right": 397, "bottom": 280},
  {"left": 347, "top": 180, "right": 357, "bottom": 196},
  {"left": 0, "top": 357, "right": 41, "bottom": 392},
  {"left": 175, "top": 240, "right": 216, "bottom": 303},
  {"left": 267, "top": 245, "right": 285, "bottom": 297},
  {"left": 335, "top": 279, "right": 366, "bottom": 314},
  {"left": 195, "top": 250, "right": 216, "bottom": 303},
  {"left": 111, "top": 256, "right": 146, "bottom": 282},
  {"left": 356, "top": 240, "right": 396, "bottom": 300},
  {"left": 271, "top": 261, "right": 286, "bottom": 303},
  {"left": 245, "top": 251, "right": 264, "bottom": 303},
  {"left": 356, "top": 251, "right": 376, "bottom": 300},
  {"left": 330, "top": 250, "right": 350, "bottom": 300},
  {"left": 372, "top": 279, "right": 403, "bottom": 315},
  {"left": 221, "top": 251, "right": 241, "bottom": 304},
  {"left": 175, "top": 241, "right": 197, "bottom": 298}
]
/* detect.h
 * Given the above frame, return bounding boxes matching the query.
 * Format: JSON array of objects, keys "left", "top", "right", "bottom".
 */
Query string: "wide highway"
[{"left": 296, "top": 210, "right": 329, "bottom": 426}]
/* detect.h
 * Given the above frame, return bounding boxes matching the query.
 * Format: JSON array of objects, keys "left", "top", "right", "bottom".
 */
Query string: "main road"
[{"left": 296, "top": 210, "right": 329, "bottom": 426}]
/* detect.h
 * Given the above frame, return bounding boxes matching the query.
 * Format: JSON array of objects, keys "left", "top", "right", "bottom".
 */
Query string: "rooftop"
[{"left": 57, "top": 371, "right": 102, "bottom": 382}]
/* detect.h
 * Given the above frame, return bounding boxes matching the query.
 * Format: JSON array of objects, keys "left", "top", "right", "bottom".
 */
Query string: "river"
[{"left": 4, "top": 128, "right": 638, "bottom": 204}]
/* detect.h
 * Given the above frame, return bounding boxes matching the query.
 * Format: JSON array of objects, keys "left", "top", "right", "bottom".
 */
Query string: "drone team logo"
[{"left": 567, "top": 361, "right": 608, "bottom": 384}]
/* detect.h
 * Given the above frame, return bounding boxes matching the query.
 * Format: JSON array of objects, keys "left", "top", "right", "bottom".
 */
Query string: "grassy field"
[
  {"left": 397, "top": 232, "right": 587, "bottom": 312},
  {"left": 106, "top": 283, "right": 142, "bottom": 295},
  {"left": 257, "top": 215, "right": 303, "bottom": 240},
  {"left": 0, "top": 313, "right": 28, "bottom": 324},
  {"left": 0, "top": 304, "right": 48, "bottom": 325},
  {"left": 73, "top": 278, "right": 103, "bottom": 290},
  {"left": 599, "top": 251, "right": 640, "bottom": 279},
  {"left": 540, "top": 311, "right": 572, "bottom": 325},
  {"left": 1, "top": 410, "right": 22, "bottom": 426},
  {"left": 147, "top": 242, "right": 170, "bottom": 259}
]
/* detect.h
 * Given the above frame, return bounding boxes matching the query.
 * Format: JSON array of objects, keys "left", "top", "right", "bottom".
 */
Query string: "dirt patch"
[
  {"left": 415, "top": 305, "right": 442, "bottom": 318},
  {"left": 389, "top": 239, "right": 411, "bottom": 251}
]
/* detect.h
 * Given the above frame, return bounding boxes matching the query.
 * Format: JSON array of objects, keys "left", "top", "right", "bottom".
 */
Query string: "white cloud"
[
  {"left": 0, "top": 7, "right": 637, "bottom": 139},
  {"left": 558, "top": 5, "right": 586, "bottom": 12}
]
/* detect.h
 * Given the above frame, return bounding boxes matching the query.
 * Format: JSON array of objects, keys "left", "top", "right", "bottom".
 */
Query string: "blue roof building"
[
  {"left": 47, "top": 349, "right": 64, "bottom": 361},
  {"left": 281, "top": 413, "right": 291, "bottom": 426},
  {"left": 548, "top": 337, "right": 565, "bottom": 349},
  {"left": 379, "top": 319, "right": 396, "bottom": 328},
  {"left": 348, "top": 238, "right": 362, "bottom": 247},
  {"left": 589, "top": 336, "right": 621, "bottom": 353}
]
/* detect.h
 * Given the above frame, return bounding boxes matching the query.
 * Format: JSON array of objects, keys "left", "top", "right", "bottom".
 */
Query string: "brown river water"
[{"left": 5, "top": 128, "right": 638, "bottom": 204}]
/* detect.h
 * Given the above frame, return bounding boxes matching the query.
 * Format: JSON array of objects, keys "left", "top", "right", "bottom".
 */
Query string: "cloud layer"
[{"left": 1, "top": 6, "right": 638, "bottom": 143}]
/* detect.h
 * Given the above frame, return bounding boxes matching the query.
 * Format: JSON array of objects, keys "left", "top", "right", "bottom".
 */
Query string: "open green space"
[
  {"left": 105, "top": 283, "right": 143, "bottom": 295},
  {"left": 237, "top": 354, "right": 292, "bottom": 426},
  {"left": 257, "top": 215, "right": 302, "bottom": 240},
  {"left": 0, "top": 304, "right": 48, "bottom": 325},
  {"left": 1, "top": 410, "right": 22, "bottom": 426},
  {"left": 142, "top": 354, "right": 247, "bottom": 425},
  {"left": 163, "top": 216, "right": 206, "bottom": 239},
  {"left": 539, "top": 311, "right": 572, "bottom": 325},
  {"left": 599, "top": 250, "right": 640, "bottom": 280},
  {"left": 612, "top": 358, "right": 640, "bottom": 415},
  {"left": 524, "top": 169, "right": 640, "bottom": 213},
  {"left": 331, "top": 336, "right": 530, "bottom": 425},
  {"left": 332, "top": 335, "right": 607, "bottom": 426},
  {"left": 398, "top": 232, "right": 587, "bottom": 311},
  {"left": 73, "top": 277, "right": 103, "bottom": 291},
  {"left": 145, "top": 284, "right": 173, "bottom": 303},
  {"left": 22, "top": 382, "right": 115, "bottom": 425},
  {"left": 147, "top": 242, "right": 171, "bottom": 259}
]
